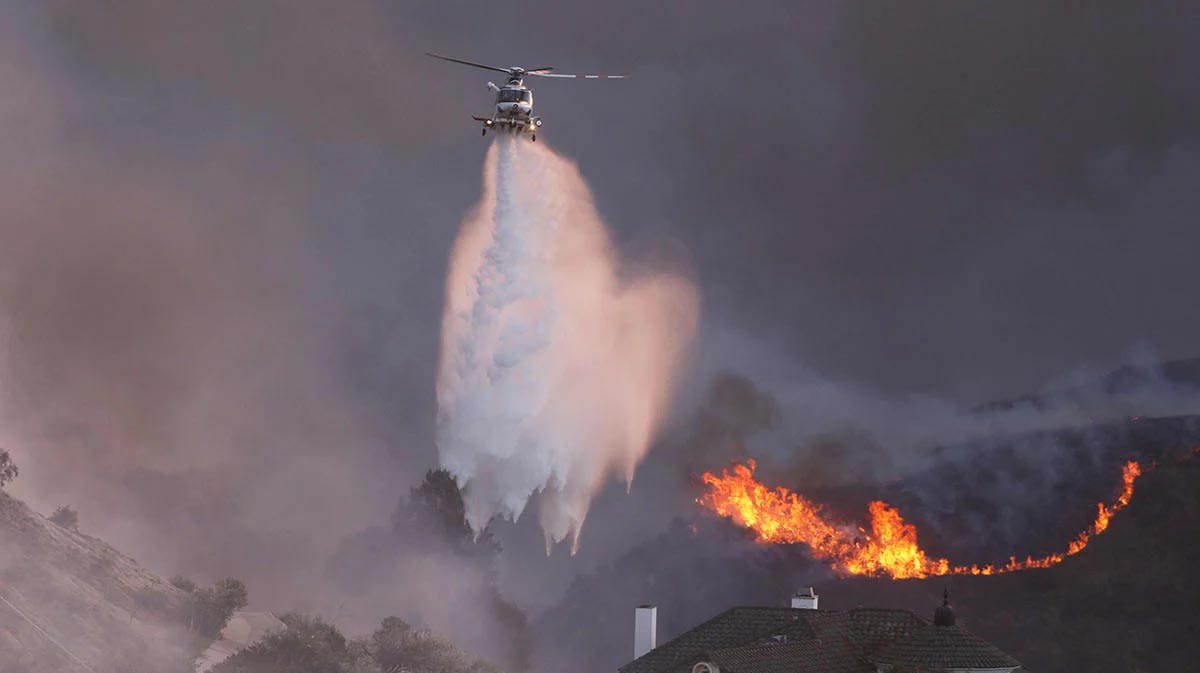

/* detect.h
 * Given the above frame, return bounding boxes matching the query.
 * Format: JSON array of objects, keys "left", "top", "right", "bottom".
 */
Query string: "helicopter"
[{"left": 426, "top": 53, "right": 626, "bottom": 141}]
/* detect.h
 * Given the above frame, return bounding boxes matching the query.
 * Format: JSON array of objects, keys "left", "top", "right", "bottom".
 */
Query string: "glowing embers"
[{"left": 697, "top": 459, "right": 1142, "bottom": 579}]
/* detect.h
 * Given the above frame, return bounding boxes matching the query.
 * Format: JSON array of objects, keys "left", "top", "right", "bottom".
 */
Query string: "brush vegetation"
[{"left": 212, "top": 614, "right": 502, "bottom": 673}]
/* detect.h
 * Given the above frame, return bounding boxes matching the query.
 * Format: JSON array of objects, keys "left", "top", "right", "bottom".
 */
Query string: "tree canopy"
[
  {"left": 392, "top": 469, "right": 501, "bottom": 558},
  {"left": 49, "top": 505, "right": 78, "bottom": 530},
  {"left": 0, "top": 450, "right": 17, "bottom": 488},
  {"left": 212, "top": 614, "right": 503, "bottom": 673}
]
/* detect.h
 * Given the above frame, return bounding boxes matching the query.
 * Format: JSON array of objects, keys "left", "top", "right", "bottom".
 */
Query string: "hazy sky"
[
  {"left": 2, "top": 0, "right": 1198, "bottom": 632},
  {"left": 24, "top": 1, "right": 1198, "bottom": 403}
]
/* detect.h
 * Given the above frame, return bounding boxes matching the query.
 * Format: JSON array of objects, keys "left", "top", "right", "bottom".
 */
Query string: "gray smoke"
[{"left": 0, "top": 2, "right": 1197, "bottom": 668}]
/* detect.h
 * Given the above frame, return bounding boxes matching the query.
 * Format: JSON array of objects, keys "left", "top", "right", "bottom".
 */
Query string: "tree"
[
  {"left": 191, "top": 578, "right": 249, "bottom": 638},
  {"left": 367, "top": 617, "right": 471, "bottom": 673},
  {"left": 487, "top": 589, "right": 532, "bottom": 672},
  {"left": 0, "top": 449, "right": 17, "bottom": 488},
  {"left": 211, "top": 613, "right": 504, "bottom": 673},
  {"left": 392, "top": 469, "right": 501, "bottom": 558},
  {"left": 49, "top": 505, "right": 79, "bottom": 530},
  {"left": 389, "top": 472, "right": 530, "bottom": 670},
  {"left": 369, "top": 616, "right": 415, "bottom": 671},
  {"left": 211, "top": 614, "right": 359, "bottom": 673}
]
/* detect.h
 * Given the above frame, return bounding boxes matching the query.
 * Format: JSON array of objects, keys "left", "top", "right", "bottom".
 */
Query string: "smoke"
[
  {"left": 0, "top": 3, "right": 1192, "bottom": 668},
  {"left": 0, "top": 3, "right": 420, "bottom": 627},
  {"left": 437, "top": 137, "right": 698, "bottom": 550}
]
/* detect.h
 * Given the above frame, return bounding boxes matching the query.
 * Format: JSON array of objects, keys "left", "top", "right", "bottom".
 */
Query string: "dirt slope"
[{"left": 0, "top": 490, "right": 196, "bottom": 673}]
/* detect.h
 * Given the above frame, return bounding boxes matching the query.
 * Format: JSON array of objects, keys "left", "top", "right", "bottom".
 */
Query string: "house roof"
[
  {"left": 619, "top": 606, "right": 1019, "bottom": 673},
  {"left": 844, "top": 608, "right": 927, "bottom": 653},
  {"left": 704, "top": 638, "right": 871, "bottom": 673},
  {"left": 873, "top": 622, "right": 1020, "bottom": 672},
  {"left": 618, "top": 607, "right": 813, "bottom": 673}
]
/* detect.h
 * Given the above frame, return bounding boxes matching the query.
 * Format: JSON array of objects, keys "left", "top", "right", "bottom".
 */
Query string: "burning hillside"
[
  {"left": 698, "top": 458, "right": 1142, "bottom": 579},
  {"left": 533, "top": 412, "right": 1200, "bottom": 673}
]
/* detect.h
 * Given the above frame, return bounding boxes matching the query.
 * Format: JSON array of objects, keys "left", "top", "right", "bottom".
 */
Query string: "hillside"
[
  {"left": 533, "top": 418, "right": 1200, "bottom": 673},
  {"left": 828, "top": 448, "right": 1200, "bottom": 672},
  {"left": 0, "top": 490, "right": 197, "bottom": 673},
  {"left": 972, "top": 358, "right": 1200, "bottom": 413}
]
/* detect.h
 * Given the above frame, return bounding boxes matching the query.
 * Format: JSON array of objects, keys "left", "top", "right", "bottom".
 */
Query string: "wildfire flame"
[{"left": 697, "top": 459, "right": 1142, "bottom": 579}]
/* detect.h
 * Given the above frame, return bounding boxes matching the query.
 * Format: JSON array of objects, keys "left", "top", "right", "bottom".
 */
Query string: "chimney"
[
  {"left": 634, "top": 605, "right": 657, "bottom": 659},
  {"left": 791, "top": 587, "right": 819, "bottom": 610}
]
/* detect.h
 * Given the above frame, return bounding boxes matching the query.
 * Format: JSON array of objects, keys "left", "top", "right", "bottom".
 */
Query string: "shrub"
[
  {"left": 133, "top": 586, "right": 171, "bottom": 613},
  {"left": 209, "top": 612, "right": 504, "bottom": 673},
  {"left": 368, "top": 616, "right": 477, "bottom": 673},
  {"left": 211, "top": 614, "right": 355, "bottom": 673},
  {"left": 49, "top": 505, "right": 79, "bottom": 530},
  {"left": 0, "top": 449, "right": 17, "bottom": 488},
  {"left": 190, "top": 578, "right": 248, "bottom": 638}
]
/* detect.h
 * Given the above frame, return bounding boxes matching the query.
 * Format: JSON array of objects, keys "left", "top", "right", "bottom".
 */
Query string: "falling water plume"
[{"left": 437, "top": 137, "right": 698, "bottom": 552}]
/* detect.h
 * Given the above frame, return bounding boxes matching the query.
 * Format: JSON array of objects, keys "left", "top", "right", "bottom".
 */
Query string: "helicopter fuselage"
[{"left": 474, "top": 82, "right": 543, "bottom": 137}]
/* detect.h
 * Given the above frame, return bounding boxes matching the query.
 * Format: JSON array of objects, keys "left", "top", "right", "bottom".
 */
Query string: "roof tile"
[{"left": 618, "top": 606, "right": 1019, "bottom": 673}]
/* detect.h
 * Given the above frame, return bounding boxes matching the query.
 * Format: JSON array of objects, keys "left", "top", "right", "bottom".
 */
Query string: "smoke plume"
[{"left": 437, "top": 137, "right": 697, "bottom": 550}]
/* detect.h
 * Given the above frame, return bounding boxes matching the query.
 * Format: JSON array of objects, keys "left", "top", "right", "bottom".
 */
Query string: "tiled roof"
[
  {"left": 874, "top": 623, "right": 1020, "bottom": 671},
  {"left": 619, "top": 606, "right": 1019, "bottom": 673},
  {"left": 705, "top": 638, "right": 872, "bottom": 673},
  {"left": 618, "top": 608, "right": 812, "bottom": 673},
  {"left": 846, "top": 608, "right": 927, "bottom": 654}
]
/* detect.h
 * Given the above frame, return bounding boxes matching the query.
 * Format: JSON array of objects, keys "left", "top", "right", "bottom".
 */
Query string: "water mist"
[{"left": 436, "top": 137, "right": 697, "bottom": 551}]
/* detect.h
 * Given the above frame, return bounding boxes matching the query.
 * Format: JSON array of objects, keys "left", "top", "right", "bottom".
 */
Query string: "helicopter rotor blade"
[
  {"left": 529, "top": 72, "right": 627, "bottom": 79},
  {"left": 524, "top": 67, "right": 556, "bottom": 74},
  {"left": 425, "top": 52, "right": 513, "bottom": 75}
]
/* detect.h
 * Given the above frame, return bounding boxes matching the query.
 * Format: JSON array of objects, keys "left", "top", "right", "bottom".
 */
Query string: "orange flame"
[{"left": 697, "top": 459, "right": 1142, "bottom": 579}]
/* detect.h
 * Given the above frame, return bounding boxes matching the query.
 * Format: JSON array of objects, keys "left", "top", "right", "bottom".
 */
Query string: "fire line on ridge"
[{"left": 697, "top": 459, "right": 1142, "bottom": 579}]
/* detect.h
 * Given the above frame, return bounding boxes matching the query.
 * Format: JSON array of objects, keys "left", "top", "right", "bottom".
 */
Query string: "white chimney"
[
  {"left": 634, "top": 605, "right": 657, "bottom": 659},
  {"left": 791, "top": 587, "right": 818, "bottom": 610}
]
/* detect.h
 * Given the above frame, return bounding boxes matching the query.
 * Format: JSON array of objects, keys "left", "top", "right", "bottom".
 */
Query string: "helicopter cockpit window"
[{"left": 498, "top": 90, "right": 532, "bottom": 103}]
